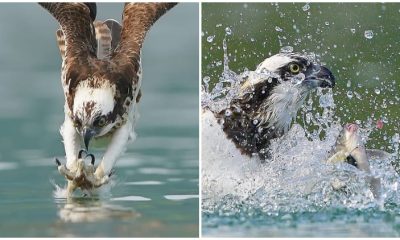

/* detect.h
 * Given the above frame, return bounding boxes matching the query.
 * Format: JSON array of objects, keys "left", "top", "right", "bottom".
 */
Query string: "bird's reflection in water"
[{"left": 55, "top": 197, "right": 138, "bottom": 223}]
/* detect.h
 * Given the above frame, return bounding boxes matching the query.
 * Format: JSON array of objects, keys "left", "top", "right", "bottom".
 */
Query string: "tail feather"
[
  {"left": 55, "top": 19, "right": 121, "bottom": 60},
  {"left": 103, "top": 19, "right": 122, "bottom": 52},
  {"left": 94, "top": 21, "right": 112, "bottom": 59}
]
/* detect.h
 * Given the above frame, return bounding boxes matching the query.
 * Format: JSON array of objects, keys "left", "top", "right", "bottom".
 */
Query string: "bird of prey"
[
  {"left": 39, "top": 2, "right": 177, "bottom": 194},
  {"left": 202, "top": 52, "right": 336, "bottom": 163}
]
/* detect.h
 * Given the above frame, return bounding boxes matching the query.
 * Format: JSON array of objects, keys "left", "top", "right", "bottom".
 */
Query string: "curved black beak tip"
[
  {"left": 83, "top": 129, "right": 95, "bottom": 151},
  {"left": 84, "top": 137, "right": 90, "bottom": 151},
  {"left": 318, "top": 66, "right": 336, "bottom": 88}
]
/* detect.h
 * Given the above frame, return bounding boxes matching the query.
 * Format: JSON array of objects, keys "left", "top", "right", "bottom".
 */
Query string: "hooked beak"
[
  {"left": 82, "top": 127, "right": 96, "bottom": 150},
  {"left": 304, "top": 66, "right": 335, "bottom": 88}
]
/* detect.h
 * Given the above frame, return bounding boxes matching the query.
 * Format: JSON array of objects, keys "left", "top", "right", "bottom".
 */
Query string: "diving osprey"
[
  {"left": 202, "top": 53, "right": 335, "bottom": 162},
  {"left": 40, "top": 3, "right": 177, "bottom": 193}
]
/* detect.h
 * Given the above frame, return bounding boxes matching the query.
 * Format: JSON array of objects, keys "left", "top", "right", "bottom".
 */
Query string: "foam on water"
[
  {"left": 202, "top": 37, "right": 400, "bottom": 217},
  {"left": 51, "top": 178, "right": 116, "bottom": 199}
]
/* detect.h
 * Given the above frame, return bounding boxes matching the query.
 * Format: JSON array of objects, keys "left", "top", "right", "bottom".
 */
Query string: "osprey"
[
  {"left": 202, "top": 52, "right": 335, "bottom": 162},
  {"left": 40, "top": 3, "right": 177, "bottom": 194}
]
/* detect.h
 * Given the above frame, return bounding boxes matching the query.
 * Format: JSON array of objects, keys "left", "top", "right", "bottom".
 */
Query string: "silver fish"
[{"left": 327, "top": 123, "right": 389, "bottom": 199}]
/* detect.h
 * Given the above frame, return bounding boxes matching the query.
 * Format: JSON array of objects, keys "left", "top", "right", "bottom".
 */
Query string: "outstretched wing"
[
  {"left": 39, "top": 3, "right": 97, "bottom": 63},
  {"left": 113, "top": 3, "right": 177, "bottom": 63}
]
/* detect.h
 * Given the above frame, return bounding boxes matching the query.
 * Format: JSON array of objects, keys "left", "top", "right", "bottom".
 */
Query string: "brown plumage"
[
  {"left": 41, "top": 3, "right": 176, "bottom": 120},
  {"left": 39, "top": 2, "right": 177, "bottom": 193}
]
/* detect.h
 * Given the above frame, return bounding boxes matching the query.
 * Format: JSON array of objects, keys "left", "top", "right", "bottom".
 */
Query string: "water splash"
[
  {"left": 202, "top": 35, "right": 400, "bottom": 217},
  {"left": 364, "top": 30, "right": 374, "bottom": 39}
]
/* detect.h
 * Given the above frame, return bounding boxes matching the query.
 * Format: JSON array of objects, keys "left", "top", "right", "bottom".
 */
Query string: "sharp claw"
[
  {"left": 78, "top": 149, "right": 87, "bottom": 159},
  {"left": 87, "top": 153, "right": 95, "bottom": 165},
  {"left": 55, "top": 158, "right": 61, "bottom": 167},
  {"left": 109, "top": 169, "right": 116, "bottom": 177}
]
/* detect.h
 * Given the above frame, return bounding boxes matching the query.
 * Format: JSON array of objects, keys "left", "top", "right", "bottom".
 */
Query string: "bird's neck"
[
  {"left": 213, "top": 80, "right": 278, "bottom": 160},
  {"left": 214, "top": 81, "right": 308, "bottom": 160}
]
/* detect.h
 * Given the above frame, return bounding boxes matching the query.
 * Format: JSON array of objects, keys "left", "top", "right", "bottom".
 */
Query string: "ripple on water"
[
  {"left": 0, "top": 162, "right": 18, "bottom": 170},
  {"left": 138, "top": 168, "right": 181, "bottom": 175},
  {"left": 167, "top": 178, "right": 184, "bottom": 182},
  {"left": 164, "top": 195, "right": 198, "bottom": 201},
  {"left": 124, "top": 181, "right": 164, "bottom": 185},
  {"left": 111, "top": 196, "right": 151, "bottom": 201}
]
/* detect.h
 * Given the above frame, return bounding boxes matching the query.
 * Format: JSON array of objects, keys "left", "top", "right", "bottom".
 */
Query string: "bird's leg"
[
  {"left": 56, "top": 117, "right": 84, "bottom": 194},
  {"left": 94, "top": 122, "right": 131, "bottom": 182},
  {"left": 61, "top": 117, "right": 81, "bottom": 170}
]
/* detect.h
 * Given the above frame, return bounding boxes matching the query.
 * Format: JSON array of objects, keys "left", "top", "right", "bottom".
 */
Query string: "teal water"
[
  {"left": 0, "top": 3, "right": 199, "bottom": 237},
  {"left": 202, "top": 3, "right": 400, "bottom": 237}
]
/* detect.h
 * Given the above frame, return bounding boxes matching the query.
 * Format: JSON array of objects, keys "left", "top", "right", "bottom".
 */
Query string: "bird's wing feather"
[
  {"left": 39, "top": 3, "right": 96, "bottom": 62},
  {"left": 55, "top": 29, "right": 65, "bottom": 61},
  {"left": 113, "top": 3, "right": 177, "bottom": 63}
]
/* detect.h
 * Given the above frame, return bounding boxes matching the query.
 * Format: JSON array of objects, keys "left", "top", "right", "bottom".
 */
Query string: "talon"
[
  {"left": 55, "top": 158, "right": 61, "bottom": 166},
  {"left": 87, "top": 153, "right": 95, "bottom": 165},
  {"left": 109, "top": 169, "right": 116, "bottom": 177},
  {"left": 78, "top": 149, "right": 87, "bottom": 159}
]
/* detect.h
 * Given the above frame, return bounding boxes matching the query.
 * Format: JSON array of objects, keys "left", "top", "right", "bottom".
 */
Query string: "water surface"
[
  {"left": 202, "top": 3, "right": 400, "bottom": 237},
  {"left": 0, "top": 3, "right": 199, "bottom": 237}
]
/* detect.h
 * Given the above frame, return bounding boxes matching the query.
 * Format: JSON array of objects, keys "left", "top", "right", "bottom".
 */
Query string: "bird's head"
[
  {"left": 248, "top": 52, "right": 335, "bottom": 90},
  {"left": 236, "top": 52, "right": 336, "bottom": 134},
  {"left": 72, "top": 80, "right": 117, "bottom": 150}
]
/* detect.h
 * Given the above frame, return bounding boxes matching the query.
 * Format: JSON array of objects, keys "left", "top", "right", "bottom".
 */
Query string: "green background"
[{"left": 202, "top": 2, "right": 400, "bottom": 155}]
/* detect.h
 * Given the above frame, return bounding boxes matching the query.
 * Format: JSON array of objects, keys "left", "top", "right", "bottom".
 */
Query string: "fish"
[{"left": 327, "top": 123, "right": 390, "bottom": 199}]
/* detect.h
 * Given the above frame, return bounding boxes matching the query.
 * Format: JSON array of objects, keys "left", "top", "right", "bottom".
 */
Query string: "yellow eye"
[
  {"left": 97, "top": 117, "right": 107, "bottom": 127},
  {"left": 289, "top": 63, "right": 300, "bottom": 74}
]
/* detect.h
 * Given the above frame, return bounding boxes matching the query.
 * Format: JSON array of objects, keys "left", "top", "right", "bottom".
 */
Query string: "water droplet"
[
  {"left": 225, "top": 109, "right": 232, "bottom": 116},
  {"left": 243, "top": 3, "right": 248, "bottom": 8},
  {"left": 250, "top": 38, "right": 255, "bottom": 42},
  {"left": 325, "top": 21, "right": 330, "bottom": 26},
  {"left": 354, "top": 91, "right": 362, "bottom": 100},
  {"left": 280, "top": 46, "right": 293, "bottom": 53},
  {"left": 350, "top": 28, "right": 356, "bottom": 34},
  {"left": 346, "top": 80, "right": 351, "bottom": 88},
  {"left": 319, "top": 92, "right": 334, "bottom": 108},
  {"left": 364, "top": 30, "right": 374, "bottom": 39},
  {"left": 225, "top": 27, "right": 232, "bottom": 35},
  {"left": 375, "top": 88, "right": 381, "bottom": 94},
  {"left": 302, "top": 3, "right": 310, "bottom": 11},
  {"left": 203, "top": 76, "right": 210, "bottom": 84},
  {"left": 253, "top": 119, "right": 259, "bottom": 125},
  {"left": 275, "top": 26, "right": 283, "bottom": 32},
  {"left": 207, "top": 35, "right": 215, "bottom": 43},
  {"left": 291, "top": 73, "right": 305, "bottom": 85},
  {"left": 347, "top": 91, "right": 353, "bottom": 99},
  {"left": 216, "top": 23, "right": 222, "bottom": 28}
]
